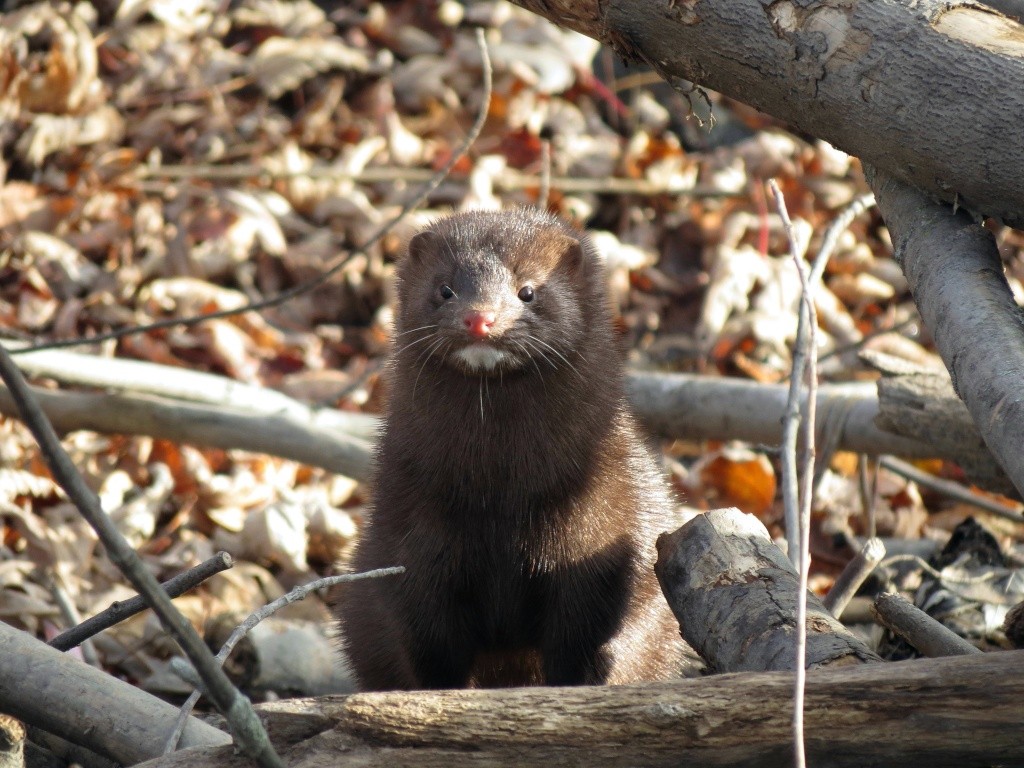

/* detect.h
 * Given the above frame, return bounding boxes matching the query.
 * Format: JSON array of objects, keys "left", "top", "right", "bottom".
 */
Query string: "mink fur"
[{"left": 334, "top": 208, "right": 688, "bottom": 689}]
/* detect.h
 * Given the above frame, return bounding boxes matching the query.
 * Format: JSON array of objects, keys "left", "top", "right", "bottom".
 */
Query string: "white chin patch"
[{"left": 454, "top": 344, "right": 510, "bottom": 371}]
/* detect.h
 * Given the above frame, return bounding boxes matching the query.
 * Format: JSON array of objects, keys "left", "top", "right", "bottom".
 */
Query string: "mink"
[{"left": 334, "top": 208, "right": 689, "bottom": 689}]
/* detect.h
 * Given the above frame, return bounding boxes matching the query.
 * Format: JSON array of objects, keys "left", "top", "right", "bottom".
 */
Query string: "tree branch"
[
  {"left": 865, "top": 166, "right": 1024, "bottom": 497},
  {"left": 509, "top": 0, "right": 1024, "bottom": 226}
]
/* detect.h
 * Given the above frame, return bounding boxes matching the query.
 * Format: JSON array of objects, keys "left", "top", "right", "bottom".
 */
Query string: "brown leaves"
[{"left": 1, "top": 0, "right": 1021, "bottom": 691}]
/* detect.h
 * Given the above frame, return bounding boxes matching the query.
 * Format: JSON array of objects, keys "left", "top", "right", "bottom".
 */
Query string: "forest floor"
[{"left": 1, "top": 0, "right": 1022, "bottom": 703}]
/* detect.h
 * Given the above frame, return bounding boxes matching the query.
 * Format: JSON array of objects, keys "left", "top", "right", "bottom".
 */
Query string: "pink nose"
[{"left": 464, "top": 310, "right": 496, "bottom": 339}]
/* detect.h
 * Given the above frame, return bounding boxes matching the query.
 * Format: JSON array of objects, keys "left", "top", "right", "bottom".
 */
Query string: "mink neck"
[{"left": 383, "top": 334, "right": 622, "bottom": 512}]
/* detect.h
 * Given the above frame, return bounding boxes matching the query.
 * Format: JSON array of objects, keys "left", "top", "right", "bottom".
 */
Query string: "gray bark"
[
  {"left": 627, "top": 373, "right": 928, "bottom": 457},
  {"left": 510, "top": 0, "right": 1024, "bottom": 226},
  {"left": 870, "top": 357, "right": 1017, "bottom": 496},
  {"left": 5, "top": 364, "right": 1012, "bottom": 494},
  {"left": 654, "top": 508, "right": 880, "bottom": 672},
  {"left": 872, "top": 592, "right": 983, "bottom": 658},
  {"left": 0, "top": 621, "right": 230, "bottom": 766},
  {"left": 134, "top": 651, "right": 1024, "bottom": 768},
  {"left": 865, "top": 167, "right": 1024, "bottom": 498}
]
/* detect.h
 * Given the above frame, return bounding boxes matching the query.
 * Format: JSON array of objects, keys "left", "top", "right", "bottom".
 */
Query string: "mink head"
[{"left": 393, "top": 209, "right": 604, "bottom": 376}]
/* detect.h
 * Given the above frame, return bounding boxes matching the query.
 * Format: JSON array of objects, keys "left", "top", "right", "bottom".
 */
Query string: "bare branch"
[{"left": 49, "top": 552, "right": 235, "bottom": 653}]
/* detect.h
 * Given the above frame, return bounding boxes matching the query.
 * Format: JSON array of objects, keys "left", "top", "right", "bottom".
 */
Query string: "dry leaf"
[{"left": 250, "top": 36, "right": 369, "bottom": 99}]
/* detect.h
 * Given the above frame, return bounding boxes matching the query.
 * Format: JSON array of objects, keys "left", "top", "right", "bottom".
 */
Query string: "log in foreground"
[
  {"left": 0, "top": 621, "right": 230, "bottom": 765},
  {"left": 136, "top": 651, "right": 1024, "bottom": 768},
  {"left": 655, "top": 508, "right": 880, "bottom": 672}
]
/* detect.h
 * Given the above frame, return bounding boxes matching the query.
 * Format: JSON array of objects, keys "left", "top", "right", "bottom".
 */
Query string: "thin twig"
[
  {"left": 132, "top": 162, "right": 723, "bottom": 197},
  {"left": 879, "top": 455, "right": 1024, "bottom": 524},
  {"left": 823, "top": 537, "right": 886, "bottom": 617},
  {"left": 0, "top": 346, "right": 283, "bottom": 767},
  {"left": 769, "top": 178, "right": 817, "bottom": 768},
  {"left": 538, "top": 138, "right": 551, "bottom": 211},
  {"left": 49, "top": 552, "right": 235, "bottom": 652},
  {"left": 38, "top": 569, "right": 101, "bottom": 666},
  {"left": 809, "top": 193, "right": 875, "bottom": 284},
  {"left": 165, "top": 567, "right": 404, "bottom": 753},
  {"left": 13, "top": 29, "right": 493, "bottom": 356},
  {"left": 879, "top": 554, "right": 1007, "bottom": 589},
  {"left": 857, "top": 454, "right": 882, "bottom": 538},
  {"left": 818, "top": 315, "right": 918, "bottom": 363}
]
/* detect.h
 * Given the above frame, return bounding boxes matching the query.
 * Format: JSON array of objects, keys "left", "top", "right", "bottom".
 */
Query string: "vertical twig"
[
  {"left": 769, "top": 179, "right": 818, "bottom": 768},
  {"left": 772, "top": 187, "right": 869, "bottom": 768},
  {"left": 538, "top": 137, "right": 552, "bottom": 211}
]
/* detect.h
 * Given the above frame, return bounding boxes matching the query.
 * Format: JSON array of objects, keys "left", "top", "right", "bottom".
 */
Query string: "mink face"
[
  {"left": 334, "top": 208, "right": 690, "bottom": 691},
  {"left": 393, "top": 209, "right": 596, "bottom": 377}
]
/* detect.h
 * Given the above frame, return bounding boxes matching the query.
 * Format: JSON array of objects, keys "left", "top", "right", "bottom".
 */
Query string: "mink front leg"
[{"left": 540, "top": 536, "right": 636, "bottom": 685}]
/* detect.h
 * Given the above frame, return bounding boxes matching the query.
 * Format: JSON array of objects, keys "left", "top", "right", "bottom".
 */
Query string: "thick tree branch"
[
  {"left": 865, "top": 167, "right": 1024, "bottom": 497},
  {"left": 2, "top": 364, "right": 1007, "bottom": 486},
  {"left": 134, "top": 651, "right": 1024, "bottom": 768},
  {"left": 510, "top": 0, "right": 1024, "bottom": 226}
]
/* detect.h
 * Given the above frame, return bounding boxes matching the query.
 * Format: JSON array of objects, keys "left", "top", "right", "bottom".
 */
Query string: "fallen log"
[
  {"left": 654, "top": 508, "right": 880, "bottom": 671},
  {"left": 135, "top": 650, "right": 1024, "bottom": 768}
]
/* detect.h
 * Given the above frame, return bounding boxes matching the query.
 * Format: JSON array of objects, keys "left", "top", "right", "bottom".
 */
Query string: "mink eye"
[
  {"left": 439, "top": 284, "right": 455, "bottom": 300},
  {"left": 518, "top": 285, "right": 535, "bottom": 302}
]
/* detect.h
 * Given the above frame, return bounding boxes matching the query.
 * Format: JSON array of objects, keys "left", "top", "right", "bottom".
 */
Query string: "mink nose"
[{"left": 463, "top": 310, "right": 496, "bottom": 339}]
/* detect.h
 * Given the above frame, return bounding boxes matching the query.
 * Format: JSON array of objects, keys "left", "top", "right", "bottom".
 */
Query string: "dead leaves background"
[{"left": 2, "top": 0, "right": 1023, "bottom": 697}]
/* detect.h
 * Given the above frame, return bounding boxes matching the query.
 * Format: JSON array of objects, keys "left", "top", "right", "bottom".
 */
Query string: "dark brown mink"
[{"left": 334, "top": 208, "right": 688, "bottom": 690}]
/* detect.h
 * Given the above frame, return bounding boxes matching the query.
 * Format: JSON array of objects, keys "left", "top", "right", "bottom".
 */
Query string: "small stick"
[
  {"left": 823, "top": 537, "right": 886, "bottom": 617},
  {"left": 872, "top": 592, "right": 982, "bottom": 657},
  {"left": 769, "top": 179, "right": 814, "bottom": 768},
  {"left": 880, "top": 455, "right": 1024, "bottom": 524},
  {"left": 538, "top": 138, "right": 551, "bottom": 211},
  {"left": 164, "top": 567, "right": 403, "bottom": 754},
  {"left": 48, "top": 552, "right": 235, "bottom": 653},
  {"left": 38, "top": 569, "right": 100, "bottom": 665}
]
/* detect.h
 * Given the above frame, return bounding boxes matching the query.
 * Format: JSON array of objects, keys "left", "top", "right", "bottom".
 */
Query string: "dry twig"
[
  {"left": 49, "top": 552, "right": 235, "bottom": 653},
  {"left": 871, "top": 592, "right": 982, "bottom": 657}
]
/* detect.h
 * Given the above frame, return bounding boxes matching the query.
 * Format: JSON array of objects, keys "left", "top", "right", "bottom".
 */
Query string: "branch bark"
[
  {"left": 0, "top": 622, "right": 229, "bottom": 766},
  {"left": 627, "top": 373, "right": 933, "bottom": 458},
  {"left": 865, "top": 167, "right": 1024, "bottom": 497},
  {"left": 654, "top": 508, "right": 880, "bottom": 672},
  {"left": 508, "top": 0, "right": 1024, "bottom": 226},
  {"left": 134, "top": 651, "right": 1024, "bottom": 768}
]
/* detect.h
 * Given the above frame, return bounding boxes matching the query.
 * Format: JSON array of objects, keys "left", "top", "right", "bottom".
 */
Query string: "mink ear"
[
  {"left": 406, "top": 230, "right": 440, "bottom": 265},
  {"left": 554, "top": 234, "right": 584, "bottom": 274}
]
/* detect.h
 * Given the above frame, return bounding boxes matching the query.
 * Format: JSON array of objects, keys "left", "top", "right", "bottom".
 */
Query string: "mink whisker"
[
  {"left": 395, "top": 332, "right": 437, "bottom": 359},
  {"left": 412, "top": 337, "right": 447, "bottom": 401},
  {"left": 528, "top": 334, "right": 584, "bottom": 379},
  {"left": 522, "top": 336, "right": 557, "bottom": 370},
  {"left": 395, "top": 324, "right": 439, "bottom": 338},
  {"left": 512, "top": 339, "right": 544, "bottom": 382}
]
